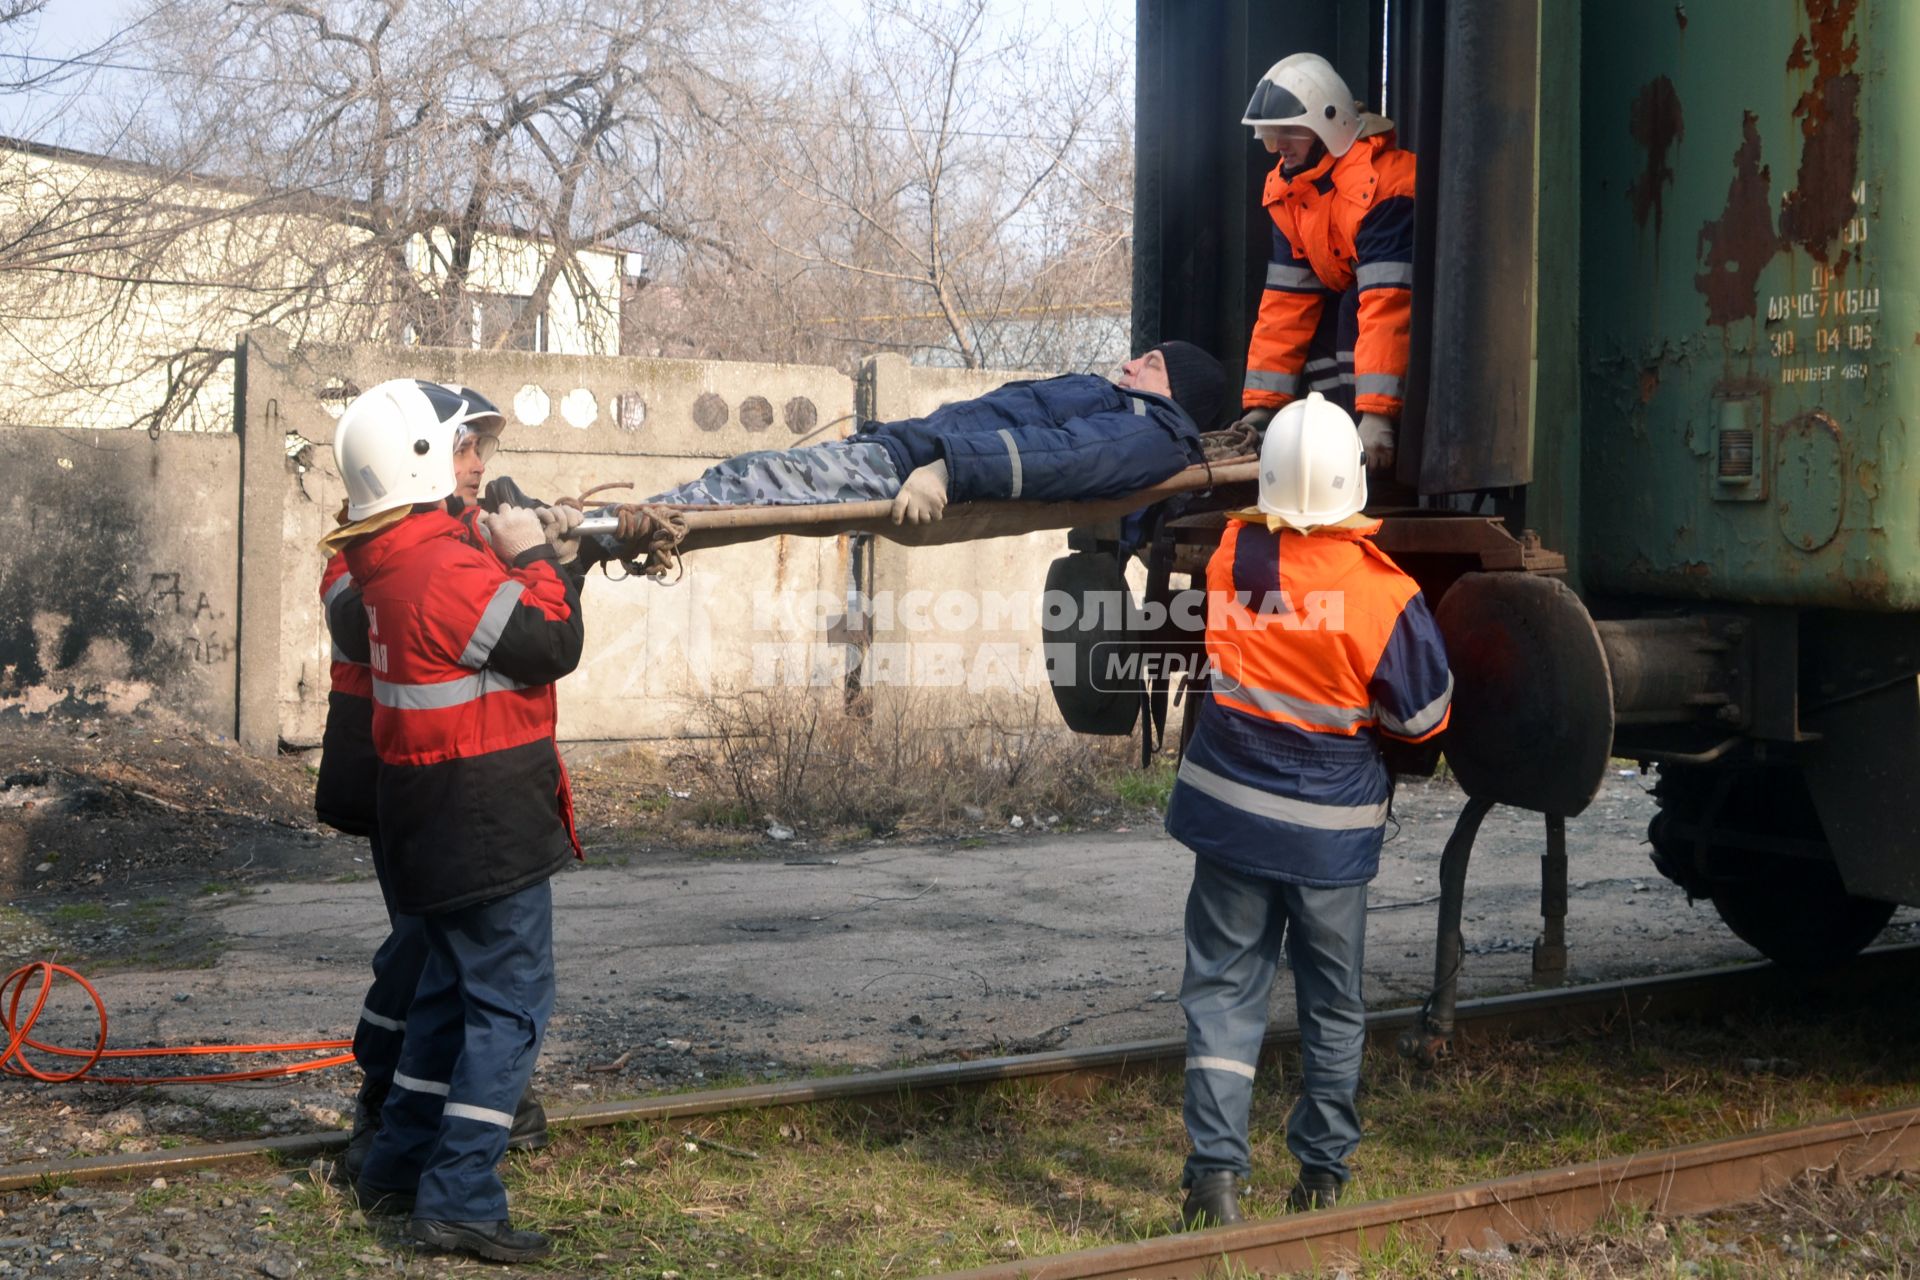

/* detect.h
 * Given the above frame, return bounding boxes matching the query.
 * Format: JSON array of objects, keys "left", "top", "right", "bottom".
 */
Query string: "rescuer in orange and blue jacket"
[
  {"left": 1164, "top": 393, "right": 1451, "bottom": 1229},
  {"left": 1233, "top": 53, "right": 1415, "bottom": 473},
  {"left": 329, "top": 378, "right": 587, "bottom": 1265}
]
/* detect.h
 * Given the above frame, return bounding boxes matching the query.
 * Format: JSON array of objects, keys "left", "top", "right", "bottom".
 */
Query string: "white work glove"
[
  {"left": 479, "top": 505, "right": 545, "bottom": 561},
  {"left": 1228, "top": 406, "right": 1277, "bottom": 435},
  {"left": 1358, "top": 412, "right": 1397, "bottom": 470},
  {"left": 890, "top": 458, "right": 950, "bottom": 525},
  {"left": 536, "top": 503, "right": 585, "bottom": 563}
]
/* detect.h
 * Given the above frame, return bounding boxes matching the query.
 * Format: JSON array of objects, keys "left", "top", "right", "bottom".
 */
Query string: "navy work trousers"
[
  {"left": 359, "top": 879, "right": 555, "bottom": 1222},
  {"left": 1179, "top": 855, "right": 1368, "bottom": 1186},
  {"left": 351, "top": 833, "right": 428, "bottom": 1094}
]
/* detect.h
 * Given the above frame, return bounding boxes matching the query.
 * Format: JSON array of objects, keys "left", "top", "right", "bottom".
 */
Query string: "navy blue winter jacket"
[{"left": 867, "top": 374, "right": 1206, "bottom": 504}]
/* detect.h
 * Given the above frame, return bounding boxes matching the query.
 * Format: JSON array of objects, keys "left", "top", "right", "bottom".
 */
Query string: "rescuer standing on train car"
[
  {"left": 330, "top": 379, "right": 588, "bottom": 1264},
  {"left": 1165, "top": 393, "right": 1451, "bottom": 1227},
  {"left": 1230, "top": 53, "right": 1414, "bottom": 473},
  {"left": 314, "top": 384, "right": 551, "bottom": 1188}
]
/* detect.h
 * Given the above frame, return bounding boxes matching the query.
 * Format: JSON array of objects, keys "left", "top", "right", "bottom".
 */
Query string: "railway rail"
[{"left": 6, "top": 942, "right": 1917, "bottom": 1204}]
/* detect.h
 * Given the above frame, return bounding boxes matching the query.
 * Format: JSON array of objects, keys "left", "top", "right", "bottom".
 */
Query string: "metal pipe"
[
  {"left": 1399, "top": 793, "right": 1495, "bottom": 1064},
  {"left": 1532, "top": 814, "right": 1568, "bottom": 986},
  {"left": 1595, "top": 617, "right": 1730, "bottom": 723}
]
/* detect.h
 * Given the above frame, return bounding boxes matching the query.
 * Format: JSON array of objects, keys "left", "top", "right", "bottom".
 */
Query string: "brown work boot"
[{"left": 1179, "top": 1170, "right": 1244, "bottom": 1229}]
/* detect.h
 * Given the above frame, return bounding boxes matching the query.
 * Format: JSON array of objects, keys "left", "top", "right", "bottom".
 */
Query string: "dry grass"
[
  {"left": 268, "top": 986, "right": 1920, "bottom": 1276},
  {"left": 690, "top": 685, "right": 1155, "bottom": 836}
]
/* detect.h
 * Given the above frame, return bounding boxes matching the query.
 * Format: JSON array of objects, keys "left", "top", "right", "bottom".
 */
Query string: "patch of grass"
[
  {"left": 48, "top": 902, "right": 105, "bottom": 924},
  {"left": 197, "top": 881, "right": 234, "bottom": 896},
  {"left": 1109, "top": 758, "right": 1177, "bottom": 811},
  {"left": 268, "top": 988, "right": 1920, "bottom": 1276}
]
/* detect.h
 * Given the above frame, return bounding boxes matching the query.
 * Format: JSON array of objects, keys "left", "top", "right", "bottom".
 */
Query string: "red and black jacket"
[
  {"left": 315, "top": 554, "right": 377, "bottom": 836},
  {"left": 341, "top": 508, "right": 585, "bottom": 915}
]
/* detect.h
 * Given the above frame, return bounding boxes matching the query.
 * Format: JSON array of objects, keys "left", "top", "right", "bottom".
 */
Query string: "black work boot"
[
  {"left": 411, "top": 1218, "right": 552, "bottom": 1263},
  {"left": 506, "top": 1087, "right": 549, "bottom": 1152},
  {"left": 1287, "top": 1167, "right": 1342, "bottom": 1212},
  {"left": 352, "top": 1182, "right": 415, "bottom": 1217},
  {"left": 1180, "top": 1170, "right": 1244, "bottom": 1229},
  {"left": 339, "top": 1077, "right": 390, "bottom": 1185}
]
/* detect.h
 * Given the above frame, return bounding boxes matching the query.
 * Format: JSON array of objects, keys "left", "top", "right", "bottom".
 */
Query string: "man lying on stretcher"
[{"left": 543, "top": 343, "right": 1229, "bottom": 562}]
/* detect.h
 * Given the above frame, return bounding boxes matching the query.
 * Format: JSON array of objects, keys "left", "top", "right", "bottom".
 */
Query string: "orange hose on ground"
[{"left": 1, "top": 961, "right": 354, "bottom": 1085}]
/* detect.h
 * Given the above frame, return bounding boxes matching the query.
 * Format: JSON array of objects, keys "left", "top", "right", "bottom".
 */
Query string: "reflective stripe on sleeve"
[
  {"left": 1376, "top": 674, "right": 1454, "bottom": 738},
  {"left": 459, "top": 580, "right": 527, "bottom": 667},
  {"left": 1176, "top": 757, "right": 1389, "bottom": 831},
  {"left": 322, "top": 573, "right": 356, "bottom": 606},
  {"left": 1265, "top": 262, "right": 1325, "bottom": 291},
  {"left": 443, "top": 1102, "right": 515, "bottom": 1128},
  {"left": 1186, "top": 1055, "right": 1258, "bottom": 1080},
  {"left": 996, "top": 428, "right": 1024, "bottom": 499},
  {"left": 373, "top": 668, "right": 531, "bottom": 711},
  {"left": 1244, "top": 370, "right": 1301, "bottom": 396},
  {"left": 1356, "top": 374, "right": 1406, "bottom": 399},
  {"left": 358, "top": 1006, "right": 405, "bottom": 1032},
  {"left": 1356, "top": 261, "right": 1414, "bottom": 289},
  {"left": 392, "top": 1071, "right": 450, "bottom": 1097}
]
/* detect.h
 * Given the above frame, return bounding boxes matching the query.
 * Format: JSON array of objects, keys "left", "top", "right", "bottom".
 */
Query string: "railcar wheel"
[
  {"left": 1041, "top": 552, "right": 1139, "bottom": 736},
  {"left": 1649, "top": 763, "right": 1895, "bottom": 969},
  {"left": 1709, "top": 861, "right": 1896, "bottom": 971}
]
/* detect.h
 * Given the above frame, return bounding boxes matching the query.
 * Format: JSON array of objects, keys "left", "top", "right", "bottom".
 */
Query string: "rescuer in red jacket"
[
  {"left": 330, "top": 378, "right": 586, "bottom": 1264},
  {"left": 314, "top": 385, "right": 550, "bottom": 1186},
  {"left": 1232, "top": 53, "right": 1415, "bottom": 473}
]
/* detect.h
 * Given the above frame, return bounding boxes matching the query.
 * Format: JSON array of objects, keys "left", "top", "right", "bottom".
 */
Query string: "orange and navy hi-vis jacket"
[
  {"left": 341, "top": 508, "right": 585, "bottom": 915},
  {"left": 315, "top": 552, "right": 377, "bottom": 837},
  {"left": 1164, "top": 517, "right": 1451, "bottom": 887},
  {"left": 1243, "top": 131, "right": 1416, "bottom": 418}
]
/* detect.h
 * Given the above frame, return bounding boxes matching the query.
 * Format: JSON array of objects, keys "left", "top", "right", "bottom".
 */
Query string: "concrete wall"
[
  {"left": 1, "top": 335, "right": 1102, "bottom": 751},
  {"left": 0, "top": 427, "right": 240, "bottom": 728},
  {"left": 241, "top": 332, "right": 857, "bottom": 749}
]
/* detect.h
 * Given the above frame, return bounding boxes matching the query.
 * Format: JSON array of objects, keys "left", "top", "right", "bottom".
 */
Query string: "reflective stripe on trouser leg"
[
  {"left": 1301, "top": 293, "right": 1357, "bottom": 417},
  {"left": 1179, "top": 856, "right": 1288, "bottom": 1184},
  {"left": 1279, "top": 880, "right": 1368, "bottom": 1182},
  {"left": 353, "top": 832, "right": 430, "bottom": 1087},
  {"left": 412, "top": 878, "right": 557, "bottom": 1224},
  {"left": 359, "top": 937, "right": 463, "bottom": 1195},
  {"left": 354, "top": 924, "right": 428, "bottom": 1088}
]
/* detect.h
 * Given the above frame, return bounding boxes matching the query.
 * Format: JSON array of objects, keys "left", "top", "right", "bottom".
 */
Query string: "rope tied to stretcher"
[
  {"left": 1199, "top": 422, "right": 1262, "bottom": 463},
  {"left": 609, "top": 504, "right": 692, "bottom": 581}
]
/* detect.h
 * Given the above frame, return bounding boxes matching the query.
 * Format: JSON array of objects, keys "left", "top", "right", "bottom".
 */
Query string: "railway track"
[{"left": 5, "top": 944, "right": 1919, "bottom": 1276}]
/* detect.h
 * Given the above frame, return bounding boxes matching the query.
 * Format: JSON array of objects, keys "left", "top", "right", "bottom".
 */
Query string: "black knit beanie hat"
[{"left": 1153, "top": 340, "right": 1227, "bottom": 429}]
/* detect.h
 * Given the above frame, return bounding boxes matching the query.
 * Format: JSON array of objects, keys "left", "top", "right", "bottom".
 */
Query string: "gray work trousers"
[
  {"left": 1180, "top": 855, "right": 1368, "bottom": 1186},
  {"left": 646, "top": 439, "right": 901, "bottom": 506}
]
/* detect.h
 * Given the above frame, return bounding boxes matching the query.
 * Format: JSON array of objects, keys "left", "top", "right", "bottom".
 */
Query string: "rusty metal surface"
[
  {"left": 8, "top": 944, "right": 1920, "bottom": 1195},
  {"left": 935, "top": 1104, "right": 1920, "bottom": 1279}
]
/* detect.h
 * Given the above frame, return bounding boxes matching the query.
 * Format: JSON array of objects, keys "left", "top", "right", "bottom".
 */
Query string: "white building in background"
[{"left": 0, "top": 136, "right": 635, "bottom": 433}]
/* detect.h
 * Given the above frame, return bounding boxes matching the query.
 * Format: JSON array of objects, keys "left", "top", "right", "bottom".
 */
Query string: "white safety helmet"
[
  {"left": 1243, "top": 53, "right": 1363, "bottom": 158},
  {"left": 1256, "top": 392, "right": 1367, "bottom": 530},
  {"left": 334, "top": 379, "right": 507, "bottom": 520}
]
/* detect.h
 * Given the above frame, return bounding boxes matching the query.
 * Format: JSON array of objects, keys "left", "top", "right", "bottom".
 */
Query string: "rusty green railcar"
[{"left": 1110, "top": 0, "right": 1920, "bottom": 992}]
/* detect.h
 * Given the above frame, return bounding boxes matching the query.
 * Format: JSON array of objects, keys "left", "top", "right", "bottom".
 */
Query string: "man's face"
[
  {"left": 1256, "top": 124, "right": 1322, "bottom": 169},
  {"left": 453, "top": 432, "right": 491, "bottom": 500},
  {"left": 1117, "top": 349, "right": 1172, "bottom": 398}
]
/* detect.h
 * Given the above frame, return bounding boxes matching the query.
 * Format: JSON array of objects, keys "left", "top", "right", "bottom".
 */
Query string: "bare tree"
[
  {"left": 0, "top": 0, "right": 784, "bottom": 431},
  {"left": 625, "top": 0, "right": 1133, "bottom": 374}
]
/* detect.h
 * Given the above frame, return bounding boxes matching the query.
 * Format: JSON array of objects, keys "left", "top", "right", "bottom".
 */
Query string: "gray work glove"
[
  {"left": 1358, "top": 412, "right": 1397, "bottom": 471},
  {"left": 890, "top": 457, "right": 950, "bottom": 525},
  {"left": 536, "top": 503, "right": 585, "bottom": 563},
  {"left": 1228, "top": 406, "right": 1277, "bottom": 435},
  {"left": 480, "top": 505, "right": 545, "bottom": 560}
]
